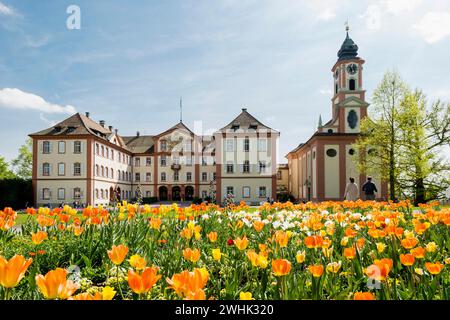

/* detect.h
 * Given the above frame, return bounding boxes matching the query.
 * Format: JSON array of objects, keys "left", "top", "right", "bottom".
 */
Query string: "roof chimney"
[
  {"left": 85, "top": 112, "right": 90, "bottom": 118},
  {"left": 242, "top": 108, "right": 247, "bottom": 112},
  {"left": 108, "top": 125, "right": 113, "bottom": 131},
  {"left": 115, "top": 129, "right": 118, "bottom": 135},
  {"left": 99, "top": 120, "right": 105, "bottom": 127},
  {"left": 136, "top": 131, "right": 140, "bottom": 137}
]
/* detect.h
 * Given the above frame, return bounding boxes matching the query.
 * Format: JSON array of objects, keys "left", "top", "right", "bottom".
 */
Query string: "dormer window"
[
  {"left": 231, "top": 123, "right": 240, "bottom": 131},
  {"left": 249, "top": 124, "right": 257, "bottom": 130},
  {"left": 66, "top": 126, "right": 76, "bottom": 133}
]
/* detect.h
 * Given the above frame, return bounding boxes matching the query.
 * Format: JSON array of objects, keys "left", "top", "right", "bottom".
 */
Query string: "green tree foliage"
[
  {"left": 354, "top": 70, "right": 450, "bottom": 204},
  {"left": 11, "top": 138, "right": 32, "bottom": 179},
  {"left": 0, "top": 156, "right": 16, "bottom": 179}
]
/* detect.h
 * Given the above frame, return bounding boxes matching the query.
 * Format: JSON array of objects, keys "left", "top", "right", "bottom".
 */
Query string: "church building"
[{"left": 286, "top": 28, "right": 388, "bottom": 201}]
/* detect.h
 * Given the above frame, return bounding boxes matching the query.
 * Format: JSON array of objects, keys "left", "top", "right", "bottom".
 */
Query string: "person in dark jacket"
[{"left": 362, "top": 176, "right": 378, "bottom": 200}]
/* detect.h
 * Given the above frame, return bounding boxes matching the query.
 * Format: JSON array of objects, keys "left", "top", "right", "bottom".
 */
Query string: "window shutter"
[{"left": 80, "top": 163, "right": 84, "bottom": 176}]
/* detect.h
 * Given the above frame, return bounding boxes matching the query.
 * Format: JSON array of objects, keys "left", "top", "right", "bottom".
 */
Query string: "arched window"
[
  {"left": 349, "top": 79, "right": 356, "bottom": 91},
  {"left": 111, "top": 168, "right": 114, "bottom": 179},
  {"left": 105, "top": 166, "right": 108, "bottom": 178},
  {"left": 101, "top": 146, "right": 104, "bottom": 157},
  {"left": 101, "top": 166, "right": 104, "bottom": 177},
  {"left": 105, "top": 189, "right": 108, "bottom": 199},
  {"left": 95, "top": 189, "right": 99, "bottom": 199},
  {"left": 95, "top": 165, "right": 99, "bottom": 176},
  {"left": 101, "top": 189, "right": 104, "bottom": 199},
  {"left": 335, "top": 83, "right": 338, "bottom": 94}
]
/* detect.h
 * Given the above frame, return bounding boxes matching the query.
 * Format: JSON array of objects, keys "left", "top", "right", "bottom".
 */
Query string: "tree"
[
  {"left": 0, "top": 156, "right": 16, "bottom": 179},
  {"left": 354, "top": 70, "right": 450, "bottom": 204},
  {"left": 397, "top": 91, "right": 450, "bottom": 204},
  {"left": 11, "top": 138, "right": 32, "bottom": 179},
  {"left": 354, "top": 70, "right": 408, "bottom": 200}
]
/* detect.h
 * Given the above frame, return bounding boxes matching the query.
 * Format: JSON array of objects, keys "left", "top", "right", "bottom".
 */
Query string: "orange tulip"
[
  {"left": 31, "top": 231, "right": 48, "bottom": 245},
  {"left": 166, "top": 268, "right": 209, "bottom": 298},
  {"left": 272, "top": 259, "right": 292, "bottom": 276},
  {"left": 354, "top": 292, "right": 375, "bottom": 300},
  {"left": 185, "top": 288, "right": 206, "bottom": 300},
  {"left": 0, "top": 254, "right": 33, "bottom": 288},
  {"left": 253, "top": 221, "right": 265, "bottom": 232},
  {"left": 128, "top": 267, "right": 161, "bottom": 294},
  {"left": 365, "top": 258, "right": 393, "bottom": 281},
  {"left": 410, "top": 247, "right": 426, "bottom": 259},
  {"left": 344, "top": 247, "right": 357, "bottom": 260},
  {"left": 274, "top": 230, "right": 289, "bottom": 248},
  {"left": 308, "top": 264, "right": 324, "bottom": 277},
  {"left": 425, "top": 262, "right": 444, "bottom": 275},
  {"left": 183, "top": 248, "right": 201, "bottom": 263},
  {"left": 234, "top": 236, "right": 249, "bottom": 251},
  {"left": 107, "top": 245, "right": 129, "bottom": 265},
  {"left": 304, "top": 235, "right": 323, "bottom": 248},
  {"left": 149, "top": 218, "right": 162, "bottom": 230},
  {"left": 400, "top": 254, "right": 415, "bottom": 266},
  {"left": 35, "top": 268, "right": 79, "bottom": 299},
  {"left": 207, "top": 232, "right": 218, "bottom": 242},
  {"left": 401, "top": 238, "right": 418, "bottom": 249}
]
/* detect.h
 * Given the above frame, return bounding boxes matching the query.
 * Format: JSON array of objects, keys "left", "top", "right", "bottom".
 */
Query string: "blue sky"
[{"left": 1, "top": 0, "right": 450, "bottom": 163}]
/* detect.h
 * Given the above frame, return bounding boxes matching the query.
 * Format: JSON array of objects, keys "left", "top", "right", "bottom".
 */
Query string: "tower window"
[
  {"left": 335, "top": 84, "right": 338, "bottom": 94},
  {"left": 349, "top": 79, "right": 356, "bottom": 91}
]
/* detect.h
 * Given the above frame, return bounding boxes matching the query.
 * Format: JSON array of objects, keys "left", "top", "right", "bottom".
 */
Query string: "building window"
[
  {"left": 42, "top": 188, "right": 51, "bottom": 200},
  {"left": 161, "top": 172, "right": 166, "bottom": 182},
  {"left": 226, "top": 139, "right": 234, "bottom": 152},
  {"left": 277, "top": 171, "right": 282, "bottom": 180},
  {"left": 135, "top": 173, "right": 140, "bottom": 182},
  {"left": 335, "top": 83, "right": 338, "bottom": 94},
  {"left": 146, "top": 172, "right": 151, "bottom": 182},
  {"left": 160, "top": 140, "right": 167, "bottom": 152},
  {"left": 101, "top": 166, "right": 105, "bottom": 177},
  {"left": 258, "top": 139, "right": 267, "bottom": 152},
  {"left": 74, "top": 141, "right": 81, "bottom": 153},
  {"left": 122, "top": 171, "right": 125, "bottom": 180},
  {"left": 259, "top": 186, "right": 267, "bottom": 198},
  {"left": 118, "top": 153, "right": 121, "bottom": 162},
  {"left": 349, "top": 148, "right": 355, "bottom": 155},
  {"left": 101, "top": 189, "right": 104, "bottom": 199},
  {"left": 327, "top": 129, "right": 333, "bottom": 134},
  {"left": 202, "top": 190, "right": 208, "bottom": 198},
  {"left": 58, "top": 163, "right": 65, "bottom": 176},
  {"left": 349, "top": 79, "right": 356, "bottom": 91},
  {"left": 243, "top": 160, "right": 250, "bottom": 173},
  {"left": 43, "top": 163, "right": 50, "bottom": 176},
  {"left": 174, "top": 172, "right": 179, "bottom": 182},
  {"left": 146, "top": 157, "right": 151, "bottom": 166},
  {"left": 243, "top": 186, "right": 250, "bottom": 198},
  {"left": 202, "top": 172, "right": 207, "bottom": 181},
  {"left": 226, "top": 186, "right": 234, "bottom": 196},
  {"left": 96, "top": 143, "right": 99, "bottom": 155},
  {"left": 161, "top": 156, "right": 167, "bottom": 166},
  {"left": 135, "top": 158, "right": 140, "bottom": 167},
  {"left": 226, "top": 162, "right": 234, "bottom": 173},
  {"left": 43, "top": 141, "right": 51, "bottom": 154},
  {"left": 326, "top": 148, "right": 337, "bottom": 157},
  {"left": 146, "top": 191, "right": 151, "bottom": 197},
  {"left": 259, "top": 161, "right": 266, "bottom": 173},
  {"left": 244, "top": 138, "right": 250, "bottom": 152},
  {"left": 186, "top": 172, "right": 192, "bottom": 182},
  {"left": 111, "top": 150, "right": 114, "bottom": 160},
  {"left": 58, "top": 188, "right": 65, "bottom": 200},
  {"left": 202, "top": 157, "right": 207, "bottom": 166},
  {"left": 58, "top": 141, "right": 66, "bottom": 154},
  {"left": 74, "top": 162, "right": 81, "bottom": 176},
  {"left": 95, "top": 165, "right": 99, "bottom": 176},
  {"left": 117, "top": 170, "right": 121, "bottom": 180},
  {"left": 106, "top": 166, "right": 110, "bottom": 178},
  {"left": 74, "top": 188, "right": 81, "bottom": 200},
  {"left": 95, "top": 189, "right": 99, "bottom": 199}
]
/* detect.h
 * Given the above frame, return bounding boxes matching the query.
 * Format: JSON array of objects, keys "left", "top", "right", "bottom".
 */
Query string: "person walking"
[
  {"left": 362, "top": 176, "right": 378, "bottom": 201},
  {"left": 344, "top": 177, "right": 359, "bottom": 201}
]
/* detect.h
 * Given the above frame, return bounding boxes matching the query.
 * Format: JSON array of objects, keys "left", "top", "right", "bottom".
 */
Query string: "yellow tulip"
[
  {"left": 240, "top": 292, "right": 252, "bottom": 300},
  {"left": 212, "top": 249, "right": 221, "bottom": 261}
]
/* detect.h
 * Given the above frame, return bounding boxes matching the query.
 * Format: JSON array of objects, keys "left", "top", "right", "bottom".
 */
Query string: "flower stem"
[{"left": 117, "top": 265, "right": 124, "bottom": 300}]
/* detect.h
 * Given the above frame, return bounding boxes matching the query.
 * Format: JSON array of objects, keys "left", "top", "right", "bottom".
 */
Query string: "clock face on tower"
[{"left": 346, "top": 63, "right": 358, "bottom": 75}]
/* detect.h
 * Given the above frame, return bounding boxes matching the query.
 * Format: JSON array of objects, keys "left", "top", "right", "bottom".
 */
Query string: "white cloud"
[
  {"left": 360, "top": 4, "right": 382, "bottom": 31},
  {"left": 382, "top": 0, "right": 422, "bottom": 15},
  {"left": 0, "top": 2, "right": 14, "bottom": 15},
  {"left": 0, "top": 88, "right": 76, "bottom": 114},
  {"left": 413, "top": 12, "right": 450, "bottom": 44},
  {"left": 317, "top": 8, "right": 336, "bottom": 21},
  {"left": 25, "top": 35, "right": 50, "bottom": 48}
]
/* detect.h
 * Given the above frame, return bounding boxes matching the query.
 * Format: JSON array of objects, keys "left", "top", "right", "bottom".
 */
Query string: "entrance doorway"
[
  {"left": 159, "top": 186, "right": 168, "bottom": 201},
  {"left": 185, "top": 186, "right": 194, "bottom": 201},
  {"left": 172, "top": 186, "right": 181, "bottom": 201}
]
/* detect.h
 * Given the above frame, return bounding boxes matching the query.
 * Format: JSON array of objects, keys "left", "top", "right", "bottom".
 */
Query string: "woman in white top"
[{"left": 344, "top": 177, "right": 359, "bottom": 201}]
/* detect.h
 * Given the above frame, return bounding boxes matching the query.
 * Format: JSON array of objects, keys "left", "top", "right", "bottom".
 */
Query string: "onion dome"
[{"left": 337, "top": 30, "right": 359, "bottom": 61}]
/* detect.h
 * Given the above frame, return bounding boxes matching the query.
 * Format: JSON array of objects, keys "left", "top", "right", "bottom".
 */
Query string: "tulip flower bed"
[{"left": 0, "top": 200, "right": 449, "bottom": 300}]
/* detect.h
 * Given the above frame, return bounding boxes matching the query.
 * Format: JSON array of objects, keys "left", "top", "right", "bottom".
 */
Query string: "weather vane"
[{"left": 345, "top": 19, "right": 349, "bottom": 32}]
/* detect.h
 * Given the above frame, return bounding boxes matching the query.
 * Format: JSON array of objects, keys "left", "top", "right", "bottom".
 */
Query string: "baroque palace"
[
  {"left": 29, "top": 29, "right": 387, "bottom": 207},
  {"left": 30, "top": 108, "right": 279, "bottom": 207}
]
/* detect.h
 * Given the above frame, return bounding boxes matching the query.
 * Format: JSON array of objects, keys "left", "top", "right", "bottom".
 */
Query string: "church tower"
[{"left": 319, "top": 25, "right": 369, "bottom": 134}]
